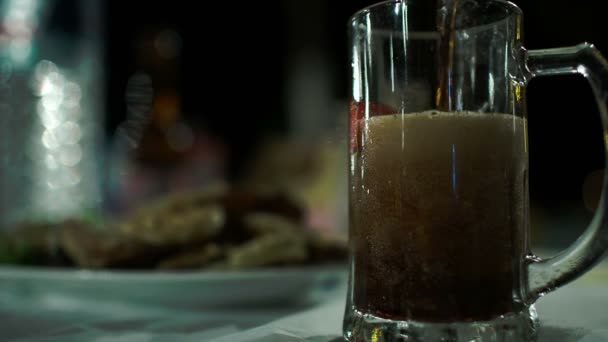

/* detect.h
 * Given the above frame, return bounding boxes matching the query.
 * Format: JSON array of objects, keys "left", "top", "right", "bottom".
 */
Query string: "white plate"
[{"left": 0, "top": 265, "right": 347, "bottom": 309}]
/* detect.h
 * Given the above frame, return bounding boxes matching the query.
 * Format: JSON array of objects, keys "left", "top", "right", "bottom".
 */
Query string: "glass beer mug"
[{"left": 345, "top": 0, "right": 608, "bottom": 341}]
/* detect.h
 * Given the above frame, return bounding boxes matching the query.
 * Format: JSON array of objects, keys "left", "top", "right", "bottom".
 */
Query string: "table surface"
[{"left": 2, "top": 261, "right": 608, "bottom": 342}]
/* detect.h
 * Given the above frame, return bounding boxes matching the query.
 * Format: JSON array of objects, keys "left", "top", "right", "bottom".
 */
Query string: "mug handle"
[{"left": 524, "top": 43, "right": 608, "bottom": 301}]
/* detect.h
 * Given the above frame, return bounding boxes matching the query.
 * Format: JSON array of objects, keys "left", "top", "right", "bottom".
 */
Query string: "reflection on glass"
[{"left": 29, "top": 61, "right": 88, "bottom": 217}]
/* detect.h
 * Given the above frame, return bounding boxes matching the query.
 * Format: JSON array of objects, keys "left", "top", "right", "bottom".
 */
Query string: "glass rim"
[{"left": 349, "top": 0, "right": 523, "bottom": 24}]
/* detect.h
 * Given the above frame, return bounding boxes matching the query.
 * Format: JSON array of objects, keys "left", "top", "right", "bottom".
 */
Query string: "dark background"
[{"left": 84, "top": 0, "right": 605, "bottom": 242}]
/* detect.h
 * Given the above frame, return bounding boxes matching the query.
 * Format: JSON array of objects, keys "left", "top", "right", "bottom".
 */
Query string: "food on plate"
[
  {"left": 0, "top": 184, "right": 346, "bottom": 270},
  {"left": 220, "top": 232, "right": 309, "bottom": 269},
  {"left": 60, "top": 221, "right": 164, "bottom": 268},
  {"left": 0, "top": 222, "right": 65, "bottom": 266},
  {"left": 157, "top": 243, "right": 224, "bottom": 270}
]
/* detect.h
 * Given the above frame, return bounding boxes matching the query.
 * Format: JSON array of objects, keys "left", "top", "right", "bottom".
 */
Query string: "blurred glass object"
[
  {"left": 269, "top": 1, "right": 347, "bottom": 236},
  {"left": 0, "top": 0, "right": 47, "bottom": 67},
  {"left": 0, "top": 0, "right": 104, "bottom": 228},
  {"left": 107, "top": 28, "right": 226, "bottom": 214}
]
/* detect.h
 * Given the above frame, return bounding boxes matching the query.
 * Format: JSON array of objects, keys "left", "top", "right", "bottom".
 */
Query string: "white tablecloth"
[
  {"left": 2, "top": 266, "right": 608, "bottom": 341},
  {"left": 209, "top": 282, "right": 608, "bottom": 342}
]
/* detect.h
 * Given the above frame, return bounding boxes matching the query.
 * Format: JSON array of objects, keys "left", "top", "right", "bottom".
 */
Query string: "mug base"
[{"left": 343, "top": 305, "right": 539, "bottom": 342}]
